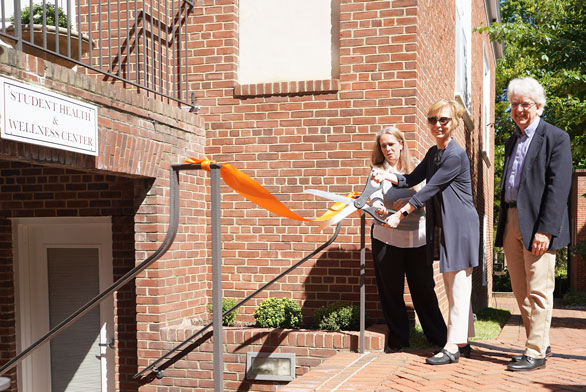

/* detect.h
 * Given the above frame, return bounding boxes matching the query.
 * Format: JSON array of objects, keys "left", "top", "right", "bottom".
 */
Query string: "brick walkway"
[{"left": 280, "top": 297, "right": 586, "bottom": 391}]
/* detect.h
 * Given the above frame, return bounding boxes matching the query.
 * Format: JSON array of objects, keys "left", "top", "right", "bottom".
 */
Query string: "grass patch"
[
  {"left": 408, "top": 307, "right": 512, "bottom": 348},
  {"left": 471, "top": 307, "right": 511, "bottom": 341}
]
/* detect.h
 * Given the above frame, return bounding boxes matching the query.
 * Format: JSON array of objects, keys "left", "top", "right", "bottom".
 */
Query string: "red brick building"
[
  {"left": 571, "top": 170, "right": 586, "bottom": 292},
  {"left": 0, "top": 0, "right": 501, "bottom": 391}
]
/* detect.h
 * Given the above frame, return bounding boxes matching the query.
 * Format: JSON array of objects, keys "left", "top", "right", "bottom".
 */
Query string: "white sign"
[{"left": 0, "top": 76, "right": 98, "bottom": 156}]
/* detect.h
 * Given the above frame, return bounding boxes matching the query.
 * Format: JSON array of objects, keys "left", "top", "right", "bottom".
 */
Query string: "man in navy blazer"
[{"left": 495, "top": 77, "right": 572, "bottom": 371}]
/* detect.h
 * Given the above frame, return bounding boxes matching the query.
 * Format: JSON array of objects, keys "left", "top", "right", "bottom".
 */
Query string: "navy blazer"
[{"left": 495, "top": 119, "right": 572, "bottom": 250}]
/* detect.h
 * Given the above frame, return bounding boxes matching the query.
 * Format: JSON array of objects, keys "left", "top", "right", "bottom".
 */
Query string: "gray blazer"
[
  {"left": 396, "top": 140, "right": 479, "bottom": 273},
  {"left": 495, "top": 119, "right": 572, "bottom": 250}
]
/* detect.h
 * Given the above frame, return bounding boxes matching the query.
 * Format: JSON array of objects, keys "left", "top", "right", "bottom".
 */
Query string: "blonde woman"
[
  {"left": 369, "top": 126, "right": 447, "bottom": 352},
  {"left": 373, "top": 100, "right": 479, "bottom": 365}
]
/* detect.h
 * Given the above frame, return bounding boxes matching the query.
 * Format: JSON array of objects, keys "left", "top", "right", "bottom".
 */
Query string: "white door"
[{"left": 12, "top": 217, "right": 114, "bottom": 392}]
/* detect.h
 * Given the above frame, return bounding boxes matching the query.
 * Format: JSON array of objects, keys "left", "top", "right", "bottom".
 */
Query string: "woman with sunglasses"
[
  {"left": 372, "top": 99, "right": 479, "bottom": 365},
  {"left": 369, "top": 126, "right": 447, "bottom": 353}
]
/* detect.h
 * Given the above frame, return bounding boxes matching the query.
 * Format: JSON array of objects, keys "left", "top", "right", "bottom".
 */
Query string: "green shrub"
[
  {"left": 492, "top": 271, "right": 512, "bottom": 292},
  {"left": 207, "top": 298, "right": 239, "bottom": 327},
  {"left": 254, "top": 297, "right": 302, "bottom": 329},
  {"left": 562, "top": 290, "right": 586, "bottom": 307},
  {"left": 313, "top": 302, "right": 360, "bottom": 331},
  {"left": 14, "top": 3, "right": 70, "bottom": 28}
]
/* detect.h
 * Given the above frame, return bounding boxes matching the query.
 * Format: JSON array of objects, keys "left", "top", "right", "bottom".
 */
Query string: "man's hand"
[{"left": 531, "top": 232, "right": 552, "bottom": 256}]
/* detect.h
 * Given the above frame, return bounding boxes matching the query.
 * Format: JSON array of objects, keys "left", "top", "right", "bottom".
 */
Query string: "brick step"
[{"left": 278, "top": 350, "right": 409, "bottom": 391}]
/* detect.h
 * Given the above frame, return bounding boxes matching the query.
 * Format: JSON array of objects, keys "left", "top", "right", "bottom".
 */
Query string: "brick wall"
[
  {"left": 185, "top": 0, "right": 496, "bottom": 330},
  {"left": 571, "top": 170, "right": 586, "bottom": 291},
  {"left": 139, "top": 325, "right": 385, "bottom": 391},
  {"left": 0, "top": 46, "right": 206, "bottom": 391}
]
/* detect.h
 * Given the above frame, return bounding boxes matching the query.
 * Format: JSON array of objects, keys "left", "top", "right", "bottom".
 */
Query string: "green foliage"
[
  {"left": 570, "top": 240, "right": 586, "bottom": 263},
  {"left": 493, "top": 271, "right": 513, "bottom": 292},
  {"left": 14, "top": 3, "right": 70, "bottom": 28},
  {"left": 254, "top": 297, "right": 302, "bottom": 329},
  {"left": 479, "top": 0, "right": 586, "bottom": 169},
  {"left": 313, "top": 303, "right": 360, "bottom": 331},
  {"left": 207, "top": 298, "right": 239, "bottom": 327},
  {"left": 562, "top": 290, "right": 586, "bottom": 307}
]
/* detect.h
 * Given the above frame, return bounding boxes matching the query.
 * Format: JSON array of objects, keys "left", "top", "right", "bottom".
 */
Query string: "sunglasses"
[{"left": 427, "top": 117, "right": 452, "bottom": 126}]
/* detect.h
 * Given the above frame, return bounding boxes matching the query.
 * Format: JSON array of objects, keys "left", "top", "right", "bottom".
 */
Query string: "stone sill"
[{"left": 234, "top": 79, "right": 340, "bottom": 98}]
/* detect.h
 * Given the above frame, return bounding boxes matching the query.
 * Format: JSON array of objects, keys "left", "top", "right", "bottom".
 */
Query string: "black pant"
[{"left": 371, "top": 237, "right": 447, "bottom": 349}]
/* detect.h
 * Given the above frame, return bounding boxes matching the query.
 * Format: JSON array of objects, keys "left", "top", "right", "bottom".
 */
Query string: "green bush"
[
  {"left": 207, "top": 298, "right": 239, "bottom": 327},
  {"left": 14, "top": 3, "right": 70, "bottom": 28},
  {"left": 562, "top": 290, "right": 586, "bottom": 307},
  {"left": 313, "top": 302, "right": 360, "bottom": 331},
  {"left": 254, "top": 297, "right": 302, "bottom": 329},
  {"left": 492, "top": 271, "right": 512, "bottom": 292}
]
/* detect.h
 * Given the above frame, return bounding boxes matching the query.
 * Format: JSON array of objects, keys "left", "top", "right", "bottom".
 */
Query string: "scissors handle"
[
  {"left": 361, "top": 205, "right": 396, "bottom": 224},
  {"left": 353, "top": 172, "right": 381, "bottom": 209},
  {"left": 353, "top": 172, "right": 397, "bottom": 224}
]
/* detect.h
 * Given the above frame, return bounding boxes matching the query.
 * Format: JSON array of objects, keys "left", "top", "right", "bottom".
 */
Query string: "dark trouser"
[{"left": 371, "top": 237, "right": 447, "bottom": 349}]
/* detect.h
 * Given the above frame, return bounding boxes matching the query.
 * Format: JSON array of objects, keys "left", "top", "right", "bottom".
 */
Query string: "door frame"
[{"left": 11, "top": 217, "right": 115, "bottom": 392}]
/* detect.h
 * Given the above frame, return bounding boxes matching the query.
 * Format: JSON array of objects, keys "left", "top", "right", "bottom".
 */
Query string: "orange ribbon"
[{"left": 185, "top": 158, "right": 359, "bottom": 222}]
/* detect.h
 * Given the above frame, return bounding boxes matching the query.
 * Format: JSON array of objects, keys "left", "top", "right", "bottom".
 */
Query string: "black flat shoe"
[
  {"left": 510, "top": 346, "right": 551, "bottom": 362},
  {"left": 507, "top": 355, "right": 546, "bottom": 371},
  {"left": 426, "top": 349, "right": 460, "bottom": 365},
  {"left": 459, "top": 344, "right": 471, "bottom": 358}
]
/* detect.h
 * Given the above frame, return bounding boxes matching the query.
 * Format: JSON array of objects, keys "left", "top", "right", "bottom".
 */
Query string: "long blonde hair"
[{"left": 370, "top": 126, "right": 415, "bottom": 174}]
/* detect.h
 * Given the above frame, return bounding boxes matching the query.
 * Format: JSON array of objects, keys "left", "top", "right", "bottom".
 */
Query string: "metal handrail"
[
  {"left": 0, "top": 163, "right": 193, "bottom": 377},
  {"left": 133, "top": 221, "right": 344, "bottom": 380}
]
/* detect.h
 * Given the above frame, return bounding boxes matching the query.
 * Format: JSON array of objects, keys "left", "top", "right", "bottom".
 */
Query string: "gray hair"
[{"left": 507, "top": 77, "right": 546, "bottom": 115}]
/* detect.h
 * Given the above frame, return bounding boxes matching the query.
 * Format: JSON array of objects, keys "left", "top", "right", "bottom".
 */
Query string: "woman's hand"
[
  {"left": 384, "top": 211, "right": 402, "bottom": 229},
  {"left": 371, "top": 169, "right": 398, "bottom": 185},
  {"left": 371, "top": 169, "right": 388, "bottom": 184},
  {"left": 375, "top": 206, "right": 387, "bottom": 216}
]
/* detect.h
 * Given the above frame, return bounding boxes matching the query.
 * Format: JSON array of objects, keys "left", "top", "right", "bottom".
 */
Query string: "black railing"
[{"left": 0, "top": 0, "right": 198, "bottom": 111}]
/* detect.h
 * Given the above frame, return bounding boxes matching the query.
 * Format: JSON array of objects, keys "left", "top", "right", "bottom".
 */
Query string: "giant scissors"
[{"left": 305, "top": 172, "right": 396, "bottom": 229}]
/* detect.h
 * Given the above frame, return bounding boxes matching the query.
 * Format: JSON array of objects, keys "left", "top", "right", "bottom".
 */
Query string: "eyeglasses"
[
  {"left": 427, "top": 117, "right": 452, "bottom": 126},
  {"left": 510, "top": 102, "right": 536, "bottom": 110}
]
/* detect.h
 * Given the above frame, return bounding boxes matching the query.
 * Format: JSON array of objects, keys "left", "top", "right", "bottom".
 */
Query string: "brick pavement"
[{"left": 280, "top": 297, "right": 586, "bottom": 391}]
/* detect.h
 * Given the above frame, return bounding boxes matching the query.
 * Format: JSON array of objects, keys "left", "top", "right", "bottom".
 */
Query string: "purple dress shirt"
[{"left": 504, "top": 117, "right": 540, "bottom": 203}]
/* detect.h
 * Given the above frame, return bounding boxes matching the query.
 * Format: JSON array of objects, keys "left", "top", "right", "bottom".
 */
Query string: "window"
[
  {"left": 238, "top": 0, "right": 338, "bottom": 85},
  {"left": 455, "top": 0, "right": 471, "bottom": 110}
]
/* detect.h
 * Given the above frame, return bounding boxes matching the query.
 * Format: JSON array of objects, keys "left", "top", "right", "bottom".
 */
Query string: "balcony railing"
[{"left": 0, "top": 0, "right": 198, "bottom": 111}]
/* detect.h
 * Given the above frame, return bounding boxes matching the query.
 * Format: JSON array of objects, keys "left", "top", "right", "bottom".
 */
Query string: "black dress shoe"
[
  {"left": 507, "top": 355, "right": 546, "bottom": 371},
  {"left": 426, "top": 349, "right": 460, "bottom": 365},
  {"left": 459, "top": 344, "right": 471, "bottom": 358},
  {"left": 511, "top": 346, "right": 551, "bottom": 362}
]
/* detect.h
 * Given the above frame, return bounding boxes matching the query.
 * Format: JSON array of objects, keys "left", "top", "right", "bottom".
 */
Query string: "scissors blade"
[
  {"left": 304, "top": 189, "right": 355, "bottom": 205},
  {"left": 317, "top": 203, "right": 357, "bottom": 230}
]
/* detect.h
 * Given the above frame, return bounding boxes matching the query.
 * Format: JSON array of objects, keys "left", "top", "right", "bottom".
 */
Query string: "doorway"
[{"left": 12, "top": 217, "right": 114, "bottom": 392}]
